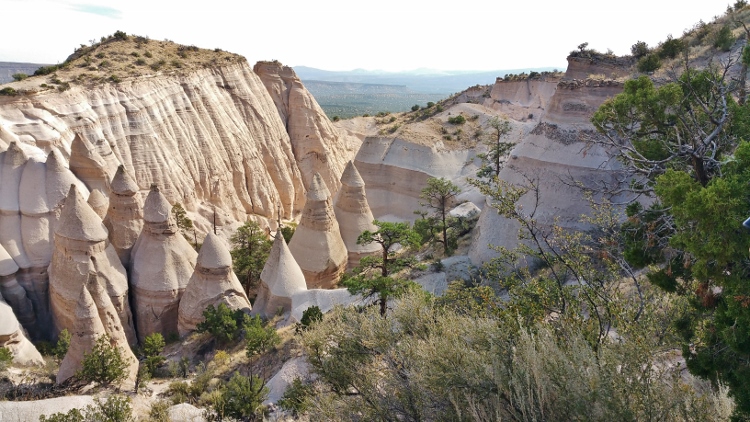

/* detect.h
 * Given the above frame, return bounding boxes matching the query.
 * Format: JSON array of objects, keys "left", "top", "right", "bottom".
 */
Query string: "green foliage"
[
  {"left": 426, "top": 101, "right": 435, "bottom": 108},
  {"left": 148, "top": 401, "right": 170, "bottom": 422},
  {"left": 410, "top": 104, "right": 420, "bottom": 111},
  {"left": 344, "top": 220, "right": 421, "bottom": 316},
  {"left": 230, "top": 221, "right": 272, "bottom": 296},
  {"left": 171, "top": 203, "right": 196, "bottom": 247},
  {"left": 217, "top": 373, "right": 268, "bottom": 421},
  {"left": 78, "top": 335, "right": 129, "bottom": 386},
  {"left": 0, "top": 87, "right": 17, "bottom": 96},
  {"left": 108, "top": 74, "right": 121, "bottom": 83},
  {"left": 196, "top": 303, "right": 247, "bottom": 344},
  {"left": 279, "top": 223, "right": 296, "bottom": 244},
  {"left": 658, "top": 35, "right": 685, "bottom": 59},
  {"left": 714, "top": 25, "right": 736, "bottom": 51},
  {"left": 332, "top": 115, "right": 340, "bottom": 122},
  {"left": 33, "top": 65, "right": 59, "bottom": 76},
  {"left": 631, "top": 40, "right": 649, "bottom": 58},
  {"left": 0, "top": 347, "right": 12, "bottom": 372},
  {"left": 277, "top": 378, "right": 314, "bottom": 416},
  {"left": 637, "top": 53, "right": 661, "bottom": 72},
  {"left": 244, "top": 315, "right": 280, "bottom": 358},
  {"left": 54, "top": 329, "right": 71, "bottom": 361},
  {"left": 112, "top": 30, "right": 128, "bottom": 41},
  {"left": 447, "top": 114, "right": 465, "bottom": 125},
  {"left": 476, "top": 116, "right": 513, "bottom": 179},
  {"left": 40, "top": 395, "right": 133, "bottom": 422},
  {"left": 11, "top": 73, "right": 27, "bottom": 81},
  {"left": 141, "top": 333, "right": 166, "bottom": 376},
  {"left": 298, "top": 306, "right": 323, "bottom": 331},
  {"left": 416, "top": 177, "right": 462, "bottom": 255}
]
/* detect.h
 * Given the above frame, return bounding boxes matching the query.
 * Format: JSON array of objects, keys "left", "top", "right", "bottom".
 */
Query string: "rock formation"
[
  {"left": 56, "top": 281, "right": 138, "bottom": 387},
  {"left": 333, "top": 161, "right": 380, "bottom": 268},
  {"left": 0, "top": 293, "right": 43, "bottom": 366},
  {"left": 130, "top": 184, "right": 197, "bottom": 342},
  {"left": 288, "top": 173, "right": 348, "bottom": 289},
  {"left": 254, "top": 61, "right": 355, "bottom": 193},
  {"left": 104, "top": 165, "right": 144, "bottom": 268},
  {"left": 253, "top": 232, "right": 307, "bottom": 319},
  {"left": 177, "top": 232, "right": 251, "bottom": 337},
  {"left": 48, "top": 184, "right": 135, "bottom": 344},
  {"left": 86, "top": 189, "right": 108, "bottom": 220},
  {"left": 0, "top": 243, "right": 35, "bottom": 331}
]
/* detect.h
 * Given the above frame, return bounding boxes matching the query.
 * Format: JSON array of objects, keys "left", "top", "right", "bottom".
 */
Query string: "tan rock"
[
  {"left": 0, "top": 293, "right": 43, "bottom": 366},
  {"left": 56, "top": 283, "right": 138, "bottom": 388},
  {"left": 288, "top": 173, "right": 348, "bottom": 289},
  {"left": 130, "top": 184, "right": 197, "bottom": 342},
  {"left": 177, "top": 232, "right": 251, "bottom": 336},
  {"left": 49, "top": 185, "right": 136, "bottom": 345},
  {"left": 0, "top": 243, "right": 35, "bottom": 331},
  {"left": 104, "top": 165, "right": 144, "bottom": 268},
  {"left": 87, "top": 189, "right": 108, "bottom": 220},
  {"left": 333, "top": 161, "right": 381, "bottom": 268},
  {"left": 68, "top": 133, "right": 117, "bottom": 194},
  {"left": 253, "top": 232, "right": 307, "bottom": 319}
]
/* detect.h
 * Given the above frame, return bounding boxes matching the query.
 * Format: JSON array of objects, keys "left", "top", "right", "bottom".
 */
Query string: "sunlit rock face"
[
  {"left": 333, "top": 161, "right": 380, "bottom": 268},
  {"left": 177, "top": 232, "right": 251, "bottom": 337},
  {"left": 104, "top": 165, "right": 143, "bottom": 268},
  {"left": 288, "top": 173, "right": 348, "bottom": 289},
  {"left": 253, "top": 231, "right": 307, "bottom": 319},
  {"left": 130, "top": 184, "right": 197, "bottom": 342},
  {"left": 48, "top": 185, "right": 136, "bottom": 345}
]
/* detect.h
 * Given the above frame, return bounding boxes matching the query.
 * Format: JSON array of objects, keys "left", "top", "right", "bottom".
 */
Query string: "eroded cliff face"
[
  {"left": 254, "top": 61, "right": 357, "bottom": 194},
  {"left": 0, "top": 55, "right": 355, "bottom": 342}
]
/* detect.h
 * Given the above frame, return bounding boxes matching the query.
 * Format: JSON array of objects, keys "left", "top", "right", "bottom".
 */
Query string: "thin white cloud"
[{"left": 70, "top": 3, "right": 122, "bottom": 19}]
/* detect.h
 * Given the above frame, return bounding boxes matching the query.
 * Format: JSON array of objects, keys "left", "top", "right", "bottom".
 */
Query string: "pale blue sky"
[{"left": 0, "top": 1, "right": 730, "bottom": 71}]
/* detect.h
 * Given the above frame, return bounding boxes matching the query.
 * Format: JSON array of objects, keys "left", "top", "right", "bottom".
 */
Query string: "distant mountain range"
[{"left": 294, "top": 66, "right": 560, "bottom": 94}]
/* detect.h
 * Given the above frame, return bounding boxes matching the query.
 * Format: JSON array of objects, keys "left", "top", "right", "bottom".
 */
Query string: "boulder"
[
  {"left": 177, "top": 232, "right": 251, "bottom": 336},
  {"left": 253, "top": 232, "right": 307, "bottom": 319},
  {"left": 333, "top": 161, "right": 381, "bottom": 268},
  {"left": 288, "top": 173, "right": 348, "bottom": 289},
  {"left": 130, "top": 184, "right": 197, "bottom": 342}
]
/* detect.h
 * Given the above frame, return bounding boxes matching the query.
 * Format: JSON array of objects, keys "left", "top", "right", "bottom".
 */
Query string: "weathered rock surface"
[
  {"left": 0, "top": 243, "right": 35, "bottom": 331},
  {"left": 48, "top": 185, "right": 135, "bottom": 344},
  {"left": 333, "top": 161, "right": 381, "bottom": 268},
  {"left": 264, "top": 356, "right": 311, "bottom": 405},
  {"left": 177, "top": 232, "right": 251, "bottom": 336},
  {"left": 0, "top": 293, "right": 43, "bottom": 366},
  {"left": 253, "top": 232, "right": 307, "bottom": 319},
  {"left": 288, "top": 173, "right": 348, "bottom": 289},
  {"left": 130, "top": 185, "right": 197, "bottom": 342},
  {"left": 104, "top": 165, "right": 143, "bottom": 268},
  {"left": 86, "top": 189, "right": 108, "bottom": 220},
  {"left": 56, "top": 281, "right": 138, "bottom": 387},
  {"left": 0, "top": 396, "right": 96, "bottom": 422},
  {"left": 254, "top": 61, "right": 355, "bottom": 194}
]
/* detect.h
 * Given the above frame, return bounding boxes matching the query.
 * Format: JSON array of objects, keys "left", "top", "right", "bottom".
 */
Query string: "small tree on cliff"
[
  {"left": 342, "top": 220, "right": 421, "bottom": 316},
  {"left": 230, "top": 221, "right": 272, "bottom": 297},
  {"left": 476, "top": 116, "right": 513, "bottom": 179},
  {"left": 415, "top": 177, "right": 462, "bottom": 255}
]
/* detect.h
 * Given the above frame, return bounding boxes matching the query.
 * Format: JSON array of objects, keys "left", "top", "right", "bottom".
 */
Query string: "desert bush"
[
  {"left": 11, "top": 73, "right": 27, "bottom": 81},
  {"left": 332, "top": 115, "right": 340, "bottom": 122},
  {"left": 0, "top": 347, "right": 11, "bottom": 372},
  {"left": 144, "top": 51, "right": 153, "bottom": 58},
  {"left": 658, "top": 35, "right": 685, "bottom": 59},
  {"left": 196, "top": 303, "right": 246, "bottom": 344},
  {"left": 108, "top": 74, "right": 121, "bottom": 83},
  {"left": 0, "top": 87, "right": 18, "bottom": 96},
  {"left": 637, "top": 53, "right": 661, "bottom": 72},
  {"left": 217, "top": 373, "right": 268, "bottom": 421},
  {"left": 141, "top": 333, "right": 165, "bottom": 376},
  {"left": 34, "top": 65, "right": 59, "bottom": 76},
  {"left": 244, "top": 315, "right": 280, "bottom": 358},
  {"left": 148, "top": 400, "right": 170, "bottom": 422},
  {"left": 447, "top": 115, "right": 466, "bottom": 125},
  {"left": 54, "top": 329, "right": 70, "bottom": 361},
  {"left": 113, "top": 30, "right": 128, "bottom": 41},
  {"left": 714, "top": 25, "right": 736, "bottom": 51},
  {"left": 134, "top": 58, "right": 146, "bottom": 66},
  {"left": 427, "top": 101, "right": 435, "bottom": 108},
  {"left": 297, "top": 306, "right": 323, "bottom": 332},
  {"left": 631, "top": 40, "right": 650, "bottom": 58},
  {"left": 77, "top": 335, "right": 129, "bottom": 386},
  {"left": 40, "top": 395, "right": 133, "bottom": 422},
  {"left": 277, "top": 378, "right": 314, "bottom": 416},
  {"left": 411, "top": 104, "right": 420, "bottom": 111}
]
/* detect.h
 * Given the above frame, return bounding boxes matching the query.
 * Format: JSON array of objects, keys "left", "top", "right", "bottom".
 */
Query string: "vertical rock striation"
[
  {"left": 177, "top": 232, "right": 251, "bottom": 337},
  {"left": 48, "top": 185, "right": 135, "bottom": 344},
  {"left": 288, "top": 173, "right": 348, "bottom": 289},
  {"left": 104, "top": 165, "right": 144, "bottom": 268},
  {"left": 0, "top": 293, "right": 43, "bottom": 366},
  {"left": 333, "top": 161, "right": 381, "bottom": 268},
  {"left": 130, "top": 184, "right": 197, "bottom": 342}
]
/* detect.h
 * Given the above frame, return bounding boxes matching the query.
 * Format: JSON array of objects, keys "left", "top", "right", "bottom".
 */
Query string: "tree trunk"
[
  {"left": 692, "top": 154, "right": 708, "bottom": 187},
  {"left": 379, "top": 298, "right": 387, "bottom": 317},
  {"left": 441, "top": 203, "right": 448, "bottom": 255}
]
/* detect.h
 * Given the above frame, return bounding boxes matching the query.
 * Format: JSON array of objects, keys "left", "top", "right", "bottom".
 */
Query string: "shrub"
[
  {"left": 0, "top": 87, "right": 17, "bottom": 96},
  {"left": 148, "top": 400, "right": 170, "bottom": 422},
  {"left": 108, "top": 74, "right": 121, "bottom": 83},
  {"left": 411, "top": 104, "right": 420, "bottom": 112},
  {"left": 300, "top": 306, "right": 323, "bottom": 329},
  {"left": 714, "top": 25, "right": 736, "bottom": 51},
  {"left": 631, "top": 41, "right": 649, "bottom": 58},
  {"left": 135, "top": 58, "right": 146, "bottom": 66},
  {"left": 277, "top": 378, "right": 314, "bottom": 416},
  {"left": 220, "top": 373, "right": 268, "bottom": 421},
  {"left": 40, "top": 395, "right": 133, "bottom": 422},
  {"left": 332, "top": 115, "right": 340, "bottom": 122},
  {"left": 54, "top": 329, "right": 71, "bottom": 361},
  {"left": 142, "top": 333, "right": 166, "bottom": 376},
  {"left": 196, "top": 303, "right": 246, "bottom": 344},
  {"left": 658, "top": 35, "right": 685, "bottom": 59},
  {"left": 0, "top": 347, "right": 12, "bottom": 372},
  {"left": 144, "top": 51, "right": 153, "bottom": 58},
  {"left": 113, "top": 30, "right": 128, "bottom": 41},
  {"left": 447, "top": 115, "right": 466, "bottom": 125},
  {"left": 637, "top": 54, "right": 661, "bottom": 72},
  {"left": 33, "top": 65, "right": 58, "bottom": 76},
  {"left": 244, "top": 315, "right": 280, "bottom": 358},
  {"left": 11, "top": 73, "right": 27, "bottom": 81},
  {"left": 78, "top": 335, "right": 130, "bottom": 386},
  {"left": 427, "top": 102, "right": 435, "bottom": 108}
]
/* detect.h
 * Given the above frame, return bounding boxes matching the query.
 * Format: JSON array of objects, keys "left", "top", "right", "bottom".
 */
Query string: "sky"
[{"left": 0, "top": 1, "right": 731, "bottom": 72}]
